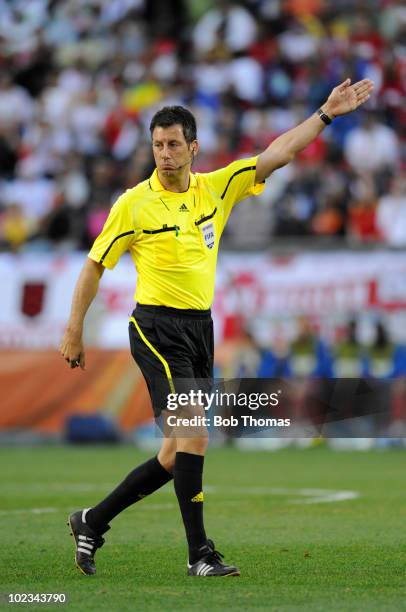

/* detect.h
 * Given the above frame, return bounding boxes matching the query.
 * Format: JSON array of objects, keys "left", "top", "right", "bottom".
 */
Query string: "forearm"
[
  {"left": 66, "top": 258, "right": 104, "bottom": 336},
  {"left": 272, "top": 110, "right": 328, "bottom": 159},
  {"left": 256, "top": 110, "right": 327, "bottom": 181},
  {"left": 256, "top": 78, "right": 373, "bottom": 182}
]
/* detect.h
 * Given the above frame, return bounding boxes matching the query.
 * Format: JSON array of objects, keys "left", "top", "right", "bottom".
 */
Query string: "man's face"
[{"left": 152, "top": 124, "right": 196, "bottom": 176}]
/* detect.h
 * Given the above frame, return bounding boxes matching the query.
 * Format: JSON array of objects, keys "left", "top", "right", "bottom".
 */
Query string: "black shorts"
[{"left": 129, "top": 304, "right": 214, "bottom": 417}]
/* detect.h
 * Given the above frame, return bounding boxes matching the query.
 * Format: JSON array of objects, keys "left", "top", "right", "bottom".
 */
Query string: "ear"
[{"left": 191, "top": 140, "right": 199, "bottom": 156}]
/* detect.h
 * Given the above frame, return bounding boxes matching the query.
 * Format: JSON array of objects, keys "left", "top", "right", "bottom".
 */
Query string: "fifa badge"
[{"left": 202, "top": 222, "right": 215, "bottom": 249}]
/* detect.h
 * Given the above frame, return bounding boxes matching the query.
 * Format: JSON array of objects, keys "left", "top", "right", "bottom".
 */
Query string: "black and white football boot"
[
  {"left": 187, "top": 539, "right": 240, "bottom": 576},
  {"left": 68, "top": 509, "right": 110, "bottom": 575}
]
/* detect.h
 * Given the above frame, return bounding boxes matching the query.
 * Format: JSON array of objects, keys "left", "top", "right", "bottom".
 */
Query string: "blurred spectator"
[
  {"left": 278, "top": 19, "right": 320, "bottom": 63},
  {"left": 344, "top": 112, "right": 400, "bottom": 173},
  {"left": 0, "top": 74, "right": 34, "bottom": 128},
  {"left": 380, "top": 0, "right": 406, "bottom": 42},
  {"left": 59, "top": 154, "right": 90, "bottom": 210},
  {"left": 312, "top": 199, "right": 344, "bottom": 236},
  {"left": 0, "top": 124, "right": 19, "bottom": 179},
  {"left": 350, "top": 12, "right": 385, "bottom": 62},
  {"left": 376, "top": 175, "right": 406, "bottom": 246},
  {"left": 0, "top": 203, "right": 33, "bottom": 251},
  {"left": 0, "top": 0, "right": 404, "bottom": 251},
  {"left": 70, "top": 90, "right": 108, "bottom": 156},
  {"left": 347, "top": 172, "right": 381, "bottom": 242},
  {"left": 228, "top": 53, "right": 264, "bottom": 104},
  {"left": 193, "top": 0, "right": 257, "bottom": 56},
  {"left": 1, "top": 162, "right": 58, "bottom": 231}
]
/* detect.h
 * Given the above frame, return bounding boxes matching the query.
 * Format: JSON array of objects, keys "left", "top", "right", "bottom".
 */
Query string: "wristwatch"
[{"left": 317, "top": 108, "right": 333, "bottom": 125}]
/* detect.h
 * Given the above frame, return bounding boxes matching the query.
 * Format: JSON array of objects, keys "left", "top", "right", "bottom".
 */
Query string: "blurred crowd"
[
  {"left": 0, "top": 0, "right": 405, "bottom": 252},
  {"left": 218, "top": 312, "right": 402, "bottom": 376},
  {"left": 213, "top": 309, "right": 406, "bottom": 440}
]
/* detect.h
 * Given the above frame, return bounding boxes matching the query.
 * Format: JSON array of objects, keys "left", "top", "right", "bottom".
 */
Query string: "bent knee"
[
  {"left": 157, "top": 446, "right": 176, "bottom": 473},
  {"left": 176, "top": 435, "right": 208, "bottom": 455},
  {"left": 157, "top": 452, "right": 175, "bottom": 473}
]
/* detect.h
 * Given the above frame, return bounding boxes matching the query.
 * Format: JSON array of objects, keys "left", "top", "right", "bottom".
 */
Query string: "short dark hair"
[{"left": 149, "top": 106, "right": 197, "bottom": 144}]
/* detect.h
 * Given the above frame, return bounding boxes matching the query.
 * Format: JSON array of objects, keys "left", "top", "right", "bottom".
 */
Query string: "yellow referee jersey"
[{"left": 88, "top": 156, "right": 265, "bottom": 310}]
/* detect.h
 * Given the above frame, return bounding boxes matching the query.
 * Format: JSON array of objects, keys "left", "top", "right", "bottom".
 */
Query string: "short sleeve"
[
  {"left": 204, "top": 156, "right": 265, "bottom": 212},
  {"left": 88, "top": 191, "right": 136, "bottom": 269}
]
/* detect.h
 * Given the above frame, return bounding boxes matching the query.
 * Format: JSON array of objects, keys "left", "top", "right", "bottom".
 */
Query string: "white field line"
[
  {"left": 1, "top": 483, "right": 118, "bottom": 493},
  {"left": 205, "top": 486, "right": 360, "bottom": 504},
  {"left": 0, "top": 503, "right": 177, "bottom": 517},
  {"left": 289, "top": 489, "right": 360, "bottom": 504},
  {"left": 0, "top": 485, "right": 359, "bottom": 516},
  {"left": 0, "top": 507, "right": 57, "bottom": 516}
]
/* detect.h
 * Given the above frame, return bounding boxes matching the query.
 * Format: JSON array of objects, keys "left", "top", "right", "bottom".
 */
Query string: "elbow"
[
  {"left": 86, "top": 257, "right": 105, "bottom": 279},
  {"left": 271, "top": 143, "right": 296, "bottom": 169},
  {"left": 273, "top": 151, "right": 295, "bottom": 170},
  {"left": 257, "top": 147, "right": 296, "bottom": 180}
]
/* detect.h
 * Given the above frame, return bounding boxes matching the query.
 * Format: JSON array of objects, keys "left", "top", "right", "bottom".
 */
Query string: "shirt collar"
[{"left": 149, "top": 168, "right": 197, "bottom": 192}]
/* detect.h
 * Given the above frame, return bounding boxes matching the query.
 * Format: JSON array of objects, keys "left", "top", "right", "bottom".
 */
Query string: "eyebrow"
[{"left": 153, "top": 139, "right": 182, "bottom": 144}]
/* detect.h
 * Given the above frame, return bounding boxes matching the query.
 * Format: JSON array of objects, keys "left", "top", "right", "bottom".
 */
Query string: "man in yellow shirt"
[{"left": 60, "top": 78, "right": 373, "bottom": 577}]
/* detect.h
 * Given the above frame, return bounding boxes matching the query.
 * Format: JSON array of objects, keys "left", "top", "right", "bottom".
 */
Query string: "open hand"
[{"left": 323, "top": 78, "right": 374, "bottom": 118}]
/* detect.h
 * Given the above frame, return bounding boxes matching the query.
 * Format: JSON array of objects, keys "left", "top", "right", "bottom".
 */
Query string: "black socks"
[
  {"left": 173, "top": 451, "right": 207, "bottom": 563},
  {"left": 85, "top": 451, "right": 208, "bottom": 565},
  {"left": 86, "top": 456, "right": 172, "bottom": 533}
]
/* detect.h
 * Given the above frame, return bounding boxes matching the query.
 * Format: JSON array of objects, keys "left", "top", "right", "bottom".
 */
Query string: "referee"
[{"left": 60, "top": 78, "right": 373, "bottom": 577}]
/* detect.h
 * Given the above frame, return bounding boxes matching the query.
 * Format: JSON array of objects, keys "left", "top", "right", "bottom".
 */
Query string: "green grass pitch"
[{"left": 1, "top": 445, "right": 405, "bottom": 611}]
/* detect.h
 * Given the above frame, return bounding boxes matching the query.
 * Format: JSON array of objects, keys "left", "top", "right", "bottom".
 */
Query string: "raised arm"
[
  {"left": 255, "top": 78, "right": 374, "bottom": 182},
  {"left": 59, "top": 258, "right": 105, "bottom": 370}
]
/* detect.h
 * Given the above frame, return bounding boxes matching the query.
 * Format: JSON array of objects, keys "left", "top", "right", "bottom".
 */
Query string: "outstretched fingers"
[
  {"left": 352, "top": 79, "right": 374, "bottom": 107},
  {"left": 353, "top": 79, "right": 374, "bottom": 94},
  {"left": 338, "top": 78, "right": 351, "bottom": 91},
  {"left": 357, "top": 91, "right": 371, "bottom": 106}
]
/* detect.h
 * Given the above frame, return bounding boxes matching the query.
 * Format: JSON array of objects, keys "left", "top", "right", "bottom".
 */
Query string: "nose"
[{"left": 160, "top": 145, "right": 171, "bottom": 159}]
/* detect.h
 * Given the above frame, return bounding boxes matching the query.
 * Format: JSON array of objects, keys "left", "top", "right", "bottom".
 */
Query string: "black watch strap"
[{"left": 317, "top": 108, "right": 332, "bottom": 125}]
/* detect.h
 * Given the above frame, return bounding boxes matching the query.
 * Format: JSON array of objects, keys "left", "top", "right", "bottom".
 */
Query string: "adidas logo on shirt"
[{"left": 179, "top": 203, "right": 189, "bottom": 212}]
